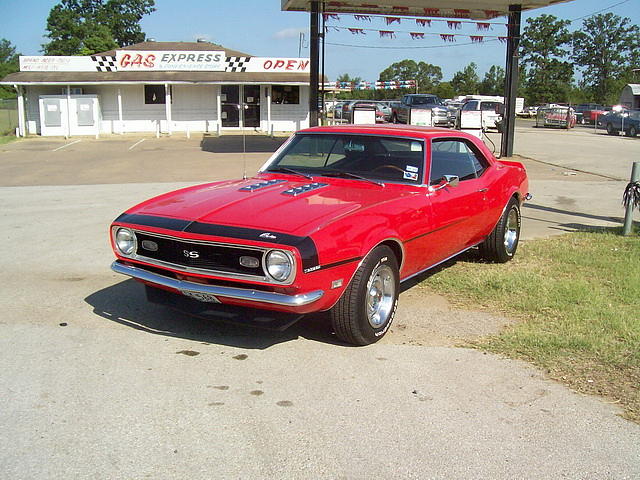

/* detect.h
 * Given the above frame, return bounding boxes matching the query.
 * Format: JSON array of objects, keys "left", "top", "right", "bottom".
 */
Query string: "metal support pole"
[
  {"left": 117, "top": 88, "right": 123, "bottom": 134},
  {"left": 623, "top": 162, "right": 639, "bottom": 235},
  {"left": 165, "top": 84, "right": 172, "bottom": 136},
  {"left": 66, "top": 85, "right": 72, "bottom": 139},
  {"left": 309, "top": 0, "right": 320, "bottom": 127},
  {"left": 500, "top": 4, "right": 522, "bottom": 158},
  {"left": 15, "top": 85, "right": 26, "bottom": 137}
]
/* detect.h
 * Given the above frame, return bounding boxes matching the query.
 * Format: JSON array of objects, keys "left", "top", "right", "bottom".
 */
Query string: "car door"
[{"left": 421, "top": 137, "right": 491, "bottom": 265}]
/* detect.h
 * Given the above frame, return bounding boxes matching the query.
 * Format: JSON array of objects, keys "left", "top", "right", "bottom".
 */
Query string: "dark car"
[{"left": 600, "top": 109, "right": 640, "bottom": 137}]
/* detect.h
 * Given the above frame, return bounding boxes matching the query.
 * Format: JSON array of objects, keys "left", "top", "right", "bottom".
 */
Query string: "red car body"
[{"left": 111, "top": 125, "right": 529, "bottom": 344}]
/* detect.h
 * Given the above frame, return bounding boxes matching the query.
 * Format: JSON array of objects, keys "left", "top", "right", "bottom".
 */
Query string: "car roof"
[{"left": 298, "top": 124, "right": 470, "bottom": 139}]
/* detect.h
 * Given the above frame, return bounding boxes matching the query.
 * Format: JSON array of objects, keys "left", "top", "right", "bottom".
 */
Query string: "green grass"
[
  {"left": 0, "top": 135, "right": 17, "bottom": 145},
  {"left": 421, "top": 228, "right": 640, "bottom": 422}
]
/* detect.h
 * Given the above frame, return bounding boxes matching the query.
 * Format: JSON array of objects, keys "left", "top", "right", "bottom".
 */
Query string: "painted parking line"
[
  {"left": 128, "top": 138, "right": 146, "bottom": 151},
  {"left": 52, "top": 140, "right": 81, "bottom": 152}
]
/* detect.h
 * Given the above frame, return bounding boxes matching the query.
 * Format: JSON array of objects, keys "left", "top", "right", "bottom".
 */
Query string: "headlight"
[
  {"left": 265, "top": 250, "right": 293, "bottom": 282},
  {"left": 115, "top": 227, "right": 136, "bottom": 255}
]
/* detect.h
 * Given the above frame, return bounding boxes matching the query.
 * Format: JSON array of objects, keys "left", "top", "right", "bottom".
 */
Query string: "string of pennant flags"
[
  {"left": 324, "top": 80, "right": 417, "bottom": 90},
  {"left": 327, "top": 25, "right": 508, "bottom": 43},
  {"left": 322, "top": 12, "right": 509, "bottom": 44}
]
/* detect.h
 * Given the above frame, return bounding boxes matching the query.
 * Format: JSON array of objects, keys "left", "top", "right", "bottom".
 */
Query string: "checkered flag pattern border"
[
  {"left": 91, "top": 55, "right": 117, "bottom": 72},
  {"left": 225, "top": 56, "right": 250, "bottom": 72}
]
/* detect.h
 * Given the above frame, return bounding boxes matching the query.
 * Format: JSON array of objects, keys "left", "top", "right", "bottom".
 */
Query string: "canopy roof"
[{"left": 282, "top": 0, "right": 573, "bottom": 20}]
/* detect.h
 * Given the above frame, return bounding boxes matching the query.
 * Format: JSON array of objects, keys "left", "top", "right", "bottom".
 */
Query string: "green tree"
[
  {"left": 43, "top": 0, "right": 155, "bottom": 55},
  {"left": 572, "top": 13, "right": 640, "bottom": 104},
  {"left": 479, "top": 65, "right": 505, "bottom": 96},
  {"left": 450, "top": 62, "right": 479, "bottom": 95},
  {"left": 434, "top": 81, "right": 455, "bottom": 100},
  {"left": 378, "top": 59, "right": 442, "bottom": 93},
  {"left": 0, "top": 39, "right": 20, "bottom": 99},
  {"left": 520, "top": 14, "right": 573, "bottom": 104}
]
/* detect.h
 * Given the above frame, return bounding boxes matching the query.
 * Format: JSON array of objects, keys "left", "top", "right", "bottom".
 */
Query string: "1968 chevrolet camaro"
[{"left": 110, "top": 125, "right": 529, "bottom": 345}]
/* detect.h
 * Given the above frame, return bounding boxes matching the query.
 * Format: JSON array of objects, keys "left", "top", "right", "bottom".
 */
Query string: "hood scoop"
[
  {"left": 282, "top": 182, "right": 328, "bottom": 196},
  {"left": 239, "top": 179, "right": 287, "bottom": 192}
]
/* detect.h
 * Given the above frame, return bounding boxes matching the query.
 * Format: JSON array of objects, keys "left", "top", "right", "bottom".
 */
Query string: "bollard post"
[{"left": 622, "top": 161, "right": 640, "bottom": 235}]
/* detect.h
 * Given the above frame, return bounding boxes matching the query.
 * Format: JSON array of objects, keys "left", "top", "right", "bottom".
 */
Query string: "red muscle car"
[{"left": 110, "top": 125, "right": 529, "bottom": 345}]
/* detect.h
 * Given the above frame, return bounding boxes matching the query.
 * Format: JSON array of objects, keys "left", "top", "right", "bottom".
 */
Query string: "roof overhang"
[{"left": 282, "top": 0, "right": 573, "bottom": 20}]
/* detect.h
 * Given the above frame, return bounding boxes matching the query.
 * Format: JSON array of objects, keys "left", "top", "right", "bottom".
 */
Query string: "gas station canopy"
[
  {"left": 282, "top": 0, "right": 575, "bottom": 156},
  {"left": 282, "top": 0, "right": 572, "bottom": 20}
]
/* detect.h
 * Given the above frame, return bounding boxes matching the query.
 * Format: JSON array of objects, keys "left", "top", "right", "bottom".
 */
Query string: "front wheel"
[
  {"left": 627, "top": 125, "right": 637, "bottom": 137},
  {"left": 606, "top": 123, "right": 618, "bottom": 136},
  {"left": 479, "top": 198, "right": 521, "bottom": 263},
  {"left": 330, "top": 246, "right": 399, "bottom": 345}
]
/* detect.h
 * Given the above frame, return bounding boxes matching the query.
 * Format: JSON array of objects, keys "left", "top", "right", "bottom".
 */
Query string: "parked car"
[
  {"left": 517, "top": 106, "right": 538, "bottom": 118},
  {"left": 600, "top": 109, "right": 640, "bottom": 137},
  {"left": 535, "top": 106, "right": 577, "bottom": 128},
  {"left": 110, "top": 125, "right": 529, "bottom": 345},
  {"left": 577, "top": 104, "right": 610, "bottom": 125},
  {"left": 457, "top": 99, "right": 503, "bottom": 130},
  {"left": 391, "top": 94, "right": 449, "bottom": 126}
]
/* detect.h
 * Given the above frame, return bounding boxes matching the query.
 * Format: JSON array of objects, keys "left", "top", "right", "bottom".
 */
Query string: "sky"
[{"left": 1, "top": 0, "right": 638, "bottom": 82}]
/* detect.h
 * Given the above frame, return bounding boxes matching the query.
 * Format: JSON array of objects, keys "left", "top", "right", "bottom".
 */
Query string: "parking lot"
[{"left": 1, "top": 126, "right": 639, "bottom": 478}]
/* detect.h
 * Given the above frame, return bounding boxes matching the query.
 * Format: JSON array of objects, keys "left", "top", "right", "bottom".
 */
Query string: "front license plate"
[{"left": 181, "top": 290, "right": 221, "bottom": 303}]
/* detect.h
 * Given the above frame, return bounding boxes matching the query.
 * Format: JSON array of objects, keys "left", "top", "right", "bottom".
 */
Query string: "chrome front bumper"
[{"left": 111, "top": 261, "right": 324, "bottom": 307}]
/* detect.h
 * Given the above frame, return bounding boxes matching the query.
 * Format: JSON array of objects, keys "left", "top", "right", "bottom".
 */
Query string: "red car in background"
[{"left": 110, "top": 125, "right": 529, "bottom": 345}]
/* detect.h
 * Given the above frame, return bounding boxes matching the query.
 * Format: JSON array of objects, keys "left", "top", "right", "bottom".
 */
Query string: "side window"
[
  {"left": 429, "top": 139, "right": 489, "bottom": 184},
  {"left": 462, "top": 101, "right": 478, "bottom": 111}
]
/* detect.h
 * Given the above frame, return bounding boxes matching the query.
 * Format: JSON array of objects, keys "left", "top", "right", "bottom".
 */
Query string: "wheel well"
[{"left": 380, "top": 239, "right": 404, "bottom": 269}]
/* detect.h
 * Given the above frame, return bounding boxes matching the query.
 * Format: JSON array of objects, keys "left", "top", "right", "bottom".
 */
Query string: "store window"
[
  {"left": 272, "top": 85, "right": 299, "bottom": 104},
  {"left": 144, "top": 85, "right": 171, "bottom": 105}
]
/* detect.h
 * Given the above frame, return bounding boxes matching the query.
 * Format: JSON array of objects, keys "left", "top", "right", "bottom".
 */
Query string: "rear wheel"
[
  {"left": 479, "top": 198, "right": 521, "bottom": 263},
  {"left": 627, "top": 125, "right": 637, "bottom": 137},
  {"left": 330, "top": 246, "right": 399, "bottom": 346}
]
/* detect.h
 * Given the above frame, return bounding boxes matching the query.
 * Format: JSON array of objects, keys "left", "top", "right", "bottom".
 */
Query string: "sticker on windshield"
[
  {"left": 410, "top": 141, "right": 422, "bottom": 152},
  {"left": 405, "top": 165, "right": 418, "bottom": 173},
  {"left": 403, "top": 171, "right": 419, "bottom": 181}
]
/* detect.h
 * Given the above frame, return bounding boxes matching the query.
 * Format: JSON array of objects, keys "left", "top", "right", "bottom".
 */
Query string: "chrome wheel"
[
  {"left": 503, "top": 207, "right": 519, "bottom": 254},
  {"left": 366, "top": 264, "right": 396, "bottom": 328}
]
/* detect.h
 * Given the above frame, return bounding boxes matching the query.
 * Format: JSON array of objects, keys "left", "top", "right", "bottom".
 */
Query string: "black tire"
[
  {"left": 606, "top": 123, "right": 617, "bottom": 136},
  {"left": 627, "top": 125, "right": 637, "bottom": 137},
  {"left": 330, "top": 245, "right": 399, "bottom": 346},
  {"left": 479, "top": 198, "right": 521, "bottom": 263}
]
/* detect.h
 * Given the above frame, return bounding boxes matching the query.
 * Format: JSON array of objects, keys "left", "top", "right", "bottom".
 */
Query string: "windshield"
[
  {"left": 412, "top": 96, "right": 440, "bottom": 106},
  {"left": 481, "top": 102, "right": 501, "bottom": 112},
  {"left": 266, "top": 133, "right": 425, "bottom": 184}
]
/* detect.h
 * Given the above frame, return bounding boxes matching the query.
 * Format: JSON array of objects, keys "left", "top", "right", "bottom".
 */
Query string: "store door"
[
  {"left": 243, "top": 85, "right": 260, "bottom": 128},
  {"left": 221, "top": 85, "right": 261, "bottom": 129},
  {"left": 221, "top": 85, "right": 240, "bottom": 127}
]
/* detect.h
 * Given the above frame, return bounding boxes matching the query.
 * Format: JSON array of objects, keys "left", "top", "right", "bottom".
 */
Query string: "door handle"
[{"left": 477, "top": 188, "right": 489, "bottom": 192}]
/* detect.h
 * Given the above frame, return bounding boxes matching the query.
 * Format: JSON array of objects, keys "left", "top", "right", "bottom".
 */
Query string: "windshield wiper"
[
  {"left": 320, "top": 171, "right": 385, "bottom": 187},
  {"left": 267, "top": 167, "right": 314, "bottom": 180}
]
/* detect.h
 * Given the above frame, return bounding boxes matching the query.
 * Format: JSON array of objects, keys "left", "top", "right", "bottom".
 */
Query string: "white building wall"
[{"left": 24, "top": 83, "right": 307, "bottom": 136}]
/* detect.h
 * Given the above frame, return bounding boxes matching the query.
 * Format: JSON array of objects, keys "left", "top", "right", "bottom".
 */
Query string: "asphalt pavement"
[{"left": 0, "top": 126, "right": 639, "bottom": 479}]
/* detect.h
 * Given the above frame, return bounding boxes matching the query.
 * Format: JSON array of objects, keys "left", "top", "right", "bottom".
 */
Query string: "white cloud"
[{"left": 273, "top": 28, "right": 307, "bottom": 39}]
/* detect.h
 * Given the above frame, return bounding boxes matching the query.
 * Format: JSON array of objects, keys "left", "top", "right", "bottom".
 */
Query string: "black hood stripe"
[{"left": 115, "top": 213, "right": 319, "bottom": 270}]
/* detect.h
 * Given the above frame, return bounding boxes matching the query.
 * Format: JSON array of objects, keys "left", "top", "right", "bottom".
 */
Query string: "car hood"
[{"left": 126, "top": 175, "right": 416, "bottom": 238}]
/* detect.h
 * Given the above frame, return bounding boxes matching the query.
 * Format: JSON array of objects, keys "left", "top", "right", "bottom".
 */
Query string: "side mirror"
[{"left": 430, "top": 175, "right": 460, "bottom": 191}]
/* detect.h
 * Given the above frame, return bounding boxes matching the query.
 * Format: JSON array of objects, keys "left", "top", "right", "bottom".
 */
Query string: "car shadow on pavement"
[
  {"left": 85, "top": 279, "right": 341, "bottom": 350},
  {"left": 200, "top": 135, "right": 288, "bottom": 153},
  {"left": 523, "top": 202, "right": 622, "bottom": 224}
]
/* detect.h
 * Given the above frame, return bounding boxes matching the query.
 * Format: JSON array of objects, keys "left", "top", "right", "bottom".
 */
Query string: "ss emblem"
[{"left": 183, "top": 250, "right": 200, "bottom": 259}]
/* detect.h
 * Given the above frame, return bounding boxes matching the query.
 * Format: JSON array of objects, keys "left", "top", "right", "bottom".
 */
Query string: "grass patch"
[
  {"left": 421, "top": 228, "right": 640, "bottom": 422},
  {"left": 0, "top": 108, "right": 18, "bottom": 136},
  {"left": 0, "top": 135, "right": 17, "bottom": 145}
]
